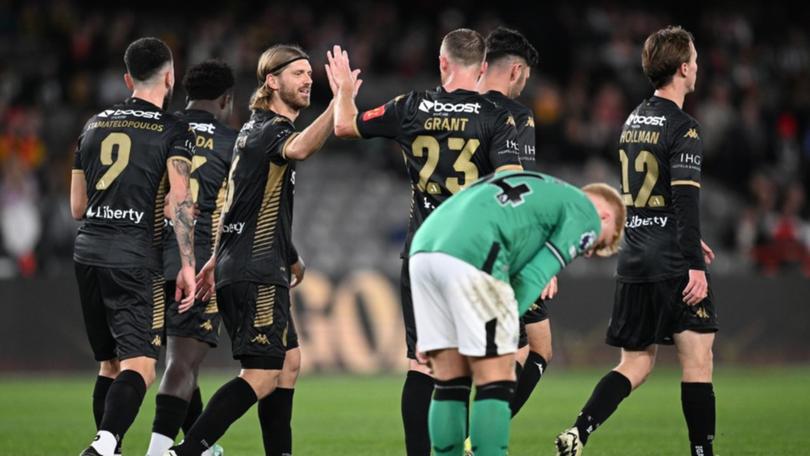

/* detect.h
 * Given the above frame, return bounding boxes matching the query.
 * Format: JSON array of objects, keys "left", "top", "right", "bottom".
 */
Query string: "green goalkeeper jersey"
[{"left": 410, "top": 171, "right": 601, "bottom": 314}]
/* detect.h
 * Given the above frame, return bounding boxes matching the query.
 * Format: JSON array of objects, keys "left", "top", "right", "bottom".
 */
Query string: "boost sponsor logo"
[
  {"left": 86, "top": 205, "right": 144, "bottom": 224},
  {"left": 625, "top": 113, "right": 666, "bottom": 126},
  {"left": 418, "top": 99, "right": 481, "bottom": 114},
  {"left": 189, "top": 122, "right": 216, "bottom": 134},
  {"left": 97, "top": 109, "right": 162, "bottom": 120}
]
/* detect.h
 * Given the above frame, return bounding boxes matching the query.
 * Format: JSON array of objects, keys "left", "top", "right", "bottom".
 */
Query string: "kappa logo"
[
  {"left": 200, "top": 320, "right": 214, "bottom": 332},
  {"left": 251, "top": 334, "right": 270, "bottom": 345},
  {"left": 695, "top": 307, "right": 709, "bottom": 319},
  {"left": 506, "top": 115, "right": 516, "bottom": 127},
  {"left": 684, "top": 128, "right": 700, "bottom": 139},
  {"left": 418, "top": 99, "right": 481, "bottom": 114},
  {"left": 151, "top": 335, "right": 162, "bottom": 347}
]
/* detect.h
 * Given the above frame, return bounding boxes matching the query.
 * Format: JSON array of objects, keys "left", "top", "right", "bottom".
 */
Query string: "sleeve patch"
[{"left": 362, "top": 105, "right": 386, "bottom": 122}]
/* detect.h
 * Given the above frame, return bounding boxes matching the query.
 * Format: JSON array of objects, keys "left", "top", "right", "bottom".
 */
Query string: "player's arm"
[
  {"left": 512, "top": 208, "right": 599, "bottom": 310},
  {"left": 516, "top": 111, "right": 537, "bottom": 171},
  {"left": 289, "top": 243, "right": 306, "bottom": 288},
  {"left": 282, "top": 102, "right": 336, "bottom": 161},
  {"left": 670, "top": 120, "right": 707, "bottom": 305},
  {"left": 196, "top": 185, "right": 225, "bottom": 302},
  {"left": 490, "top": 108, "right": 523, "bottom": 173},
  {"left": 167, "top": 127, "right": 196, "bottom": 310},
  {"left": 70, "top": 138, "right": 87, "bottom": 220},
  {"left": 326, "top": 45, "right": 364, "bottom": 139},
  {"left": 511, "top": 247, "right": 564, "bottom": 313},
  {"left": 70, "top": 172, "right": 87, "bottom": 220}
]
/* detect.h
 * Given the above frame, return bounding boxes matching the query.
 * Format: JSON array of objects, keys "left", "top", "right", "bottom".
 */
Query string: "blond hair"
[
  {"left": 249, "top": 44, "right": 309, "bottom": 111},
  {"left": 582, "top": 183, "right": 626, "bottom": 257},
  {"left": 440, "top": 28, "right": 486, "bottom": 67}
]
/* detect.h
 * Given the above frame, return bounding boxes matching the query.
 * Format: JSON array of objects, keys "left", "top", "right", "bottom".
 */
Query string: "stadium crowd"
[{"left": 1, "top": 2, "right": 809, "bottom": 278}]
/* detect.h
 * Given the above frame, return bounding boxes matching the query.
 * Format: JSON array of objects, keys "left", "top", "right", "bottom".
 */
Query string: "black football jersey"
[
  {"left": 163, "top": 109, "right": 236, "bottom": 279},
  {"left": 215, "top": 109, "right": 297, "bottom": 289},
  {"left": 355, "top": 87, "right": 521, "bottom": 255},
  {"left": 73, "top": 97, "right": 194, "bottom": 271},
  {"left": 616, "top": 96, "right": 704, "bottom": 282},
  {"left": 483, "top": 90, "right": 537, "bottom": 171}
]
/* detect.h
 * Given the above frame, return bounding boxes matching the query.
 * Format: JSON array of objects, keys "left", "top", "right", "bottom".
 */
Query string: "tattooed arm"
[{"left": 167, "top": 156, "right": 196, "bottom": 311}]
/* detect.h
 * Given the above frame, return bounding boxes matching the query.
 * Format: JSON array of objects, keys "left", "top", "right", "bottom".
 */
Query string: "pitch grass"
[{"left": 1, "top": 366, "right": 808, "bottom": 455}]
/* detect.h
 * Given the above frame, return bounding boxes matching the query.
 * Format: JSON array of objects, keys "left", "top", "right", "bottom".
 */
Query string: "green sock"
[
  {"left": 470, "top": 381, "right": 515, "bottom": 456},
  {"left": 429, "top": 398, "right": 466, "bottom": 455}
]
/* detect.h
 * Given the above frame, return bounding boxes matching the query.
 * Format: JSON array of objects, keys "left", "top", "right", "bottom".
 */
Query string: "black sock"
[
  {"left": 573, "top": 370, "right": 631, "bottom": 445},
  {"left": 401, "top": 370, "right": 434, "bottom": 456},
  {"left": 682, "top": 382, "right": 715, "bottom": 456},
  {"left": 511, "top": 352, "right": 547, "bottom": 417},
  {"left": 99, "top": 370, "right": 147, "bottom": 442},
  {"left": 182, "top": 388, "right": 203, "bottom": 436},
  {"left": 173, "top": 377, "right": 257, "bottom": 456},
  {"left": 92, "top": 375, "right": 114, "bottom": 429},
  {"left": 152, "top": 394, "right": 190, "bottom": 440},
  {"left": 258, "top": 387, "right": 295, "bottom": 456}
]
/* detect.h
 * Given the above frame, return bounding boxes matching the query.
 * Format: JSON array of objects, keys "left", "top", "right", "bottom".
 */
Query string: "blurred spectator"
[{"left": 0, "top": 2, "right": 809, "bottom": 277}]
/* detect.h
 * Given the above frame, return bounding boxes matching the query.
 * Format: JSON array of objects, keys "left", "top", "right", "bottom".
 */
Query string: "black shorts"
[
  {"left": 216, "top": 282, "right": 289, "bottom": 369},
  {"left": 518, "top": 300, "right": 550, "bottom": 348},
  {"left": 606, "top": 274, "right": 719, "bottom": 351},
  {"left": 164, "top": 280, "right": 221, "bottom": 347},
  {"left": 75, "top": 262, "right": 165, "bottom": 361},
  {"left": 400, "top": 258, "right": 417, "bottom": 360},
  {"left": 285, "top": 309, "right": 299, "bottom": 351}
]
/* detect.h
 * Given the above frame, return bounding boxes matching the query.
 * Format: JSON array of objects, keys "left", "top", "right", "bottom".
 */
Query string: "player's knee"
[
  {"left": 240, "top": 370, "right": 279, "bottom": 399},
  {"left": 98, "top": 359, "right": 120, "bottom": 377},
  {"left": 161, "top": 359, "right": 199, "bottom": 396},
  {"left": 617, "top": 357, "right": 655, "bottom": 388}
]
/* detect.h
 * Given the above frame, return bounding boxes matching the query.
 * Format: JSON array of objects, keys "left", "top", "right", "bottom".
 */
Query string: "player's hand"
[
  {"left": 540, "top": 276, "right": 558, "bottom": 300},
  {"left": 415, "top": 351, "right": 433, "bottom": 372},
  {"left": 701, "top": 240, "right": 715, "bottom": 265},
  {"left": 682, "top": 269, "right": 708, "bottom": 306},
  {"left": 326, "top": 45, "right": 363, "bottom": 97},
  {"left": 195, "top": 257, "right": 216, "bottom": 302},
  {"left": 290, "top": 256, "right": 306, "bottom": 288},
  {"left": 176, "top": 265, "right": 196, "bottom": 312}
]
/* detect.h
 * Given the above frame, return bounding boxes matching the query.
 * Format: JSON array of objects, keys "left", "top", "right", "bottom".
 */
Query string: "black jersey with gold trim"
[
  {"left": 355, "top": 87, "right": 521, "bottom": 256},
  {"left": 163, "top": 109, "right": 236, "bottom": 279},
  {"left": 215, "top": 109, "right": 297, "bottom": 289},
  {"left": 73, "top": 97, "right": 194, "bottom": 271},
  {"left": 616, "top": 96, "right": 704, "bottom": 282},
  {"left": 483, "top": 90, "right": 537, "bottom": 171}
]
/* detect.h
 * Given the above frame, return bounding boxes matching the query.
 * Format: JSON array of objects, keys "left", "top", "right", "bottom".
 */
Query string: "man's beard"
[
  {"left": 280, "top": 84, "right": 309, "bottom": 111},
  {"left": 162, "top": 86, "right": 174, "bottom": 111}
]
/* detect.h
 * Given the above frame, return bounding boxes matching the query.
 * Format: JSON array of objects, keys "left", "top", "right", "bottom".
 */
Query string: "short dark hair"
[
  {"left": 485, "top": 27, "right": 539, "bottom": 67},
  {"left": 441, "top": 28, "right": 486, "bottom": 67},
  {"left": 182, "top": 60, "right": 235, "bottom": 101},
  {"left": 124, "top": 37, "right": 173, "bottom": 82},
  {"left": 641, "top": 26, "right": 695, "bottom": 89}
]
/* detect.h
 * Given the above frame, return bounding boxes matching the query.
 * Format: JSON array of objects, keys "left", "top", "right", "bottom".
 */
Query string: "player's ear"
[
  {"left": 480, "top": 60, "right": 488, "bottom": 77},
  {"left": 511, "top": 62, "right": 522, "bottom": 83},
  {"left": 124, "top": 73, "right": 135, "bottom": 91},
  {"left": 439, "top": 54, "right": 449, "bottom": 73},
  {"left": 266, "top": 73, "right": 280, "bottom": 91}
]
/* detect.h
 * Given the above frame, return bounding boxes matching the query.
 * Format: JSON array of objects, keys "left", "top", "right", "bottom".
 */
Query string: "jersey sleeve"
[
  {"left": 73, "top": 140, "right": 83, "bottom": 171},
  {"left": 669, "top": 119, "right": 703, "bottom": 188},
  {"left": 669, "top": 119, "right": 705, "bottom": 270},
  {"left": 488, "top": 109, "right": 522, "bottom": 169},
  {"left": 516, "top": 112, "right": 536, "bottom": 168},
  {"left": 355, "top": 94, "right": 408, "bottom": 139},
  {"left": 511, "top": 203, "right": 600, "bottom": 312},
  {"left": 262, "top": 123, "right": 297, "bottom": 164},
  {"left": 511, "top": 247, "right": 562, "bottom": 314},
  {"left": 167, "top": 123, "right": 195, "bottom": 163}
]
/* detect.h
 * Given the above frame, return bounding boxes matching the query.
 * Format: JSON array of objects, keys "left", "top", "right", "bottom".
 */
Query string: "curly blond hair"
[{"left": 582, "top": 183, "right": 626, "bottom": 257}]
